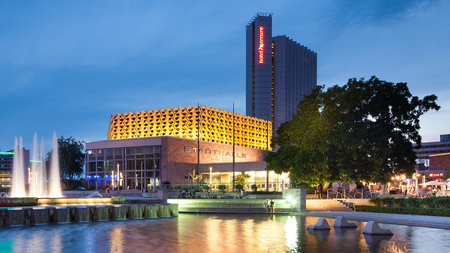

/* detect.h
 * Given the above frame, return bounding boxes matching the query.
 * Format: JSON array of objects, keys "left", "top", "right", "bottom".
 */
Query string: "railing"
[
  {"left": 327, "top": 189, "right": 367, "bottom": 199},
  {"left": 160, "top": 183, "right": 289, "bottom": 192}
]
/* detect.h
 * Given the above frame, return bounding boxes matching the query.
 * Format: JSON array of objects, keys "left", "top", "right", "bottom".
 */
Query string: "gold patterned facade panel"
[{"left": 107, "top": 105, "right": 272, "bottom": 150}]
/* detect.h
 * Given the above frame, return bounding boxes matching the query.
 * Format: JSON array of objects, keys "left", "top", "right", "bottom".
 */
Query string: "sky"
[{"left": 0, "top": 0, "right": 449, "bottom": 151}]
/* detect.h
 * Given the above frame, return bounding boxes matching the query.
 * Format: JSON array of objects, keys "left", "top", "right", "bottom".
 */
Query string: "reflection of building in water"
[
  {"left": 110, "top": 227, "right": 124, "bottom": 253},
  {"left": 85, "top": 105, "right": 290, "bottom": 191}
]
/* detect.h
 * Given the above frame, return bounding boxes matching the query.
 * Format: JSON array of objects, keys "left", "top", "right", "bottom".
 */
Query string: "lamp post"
[
  {"left": 117, "top": 163, "right": 120, "bottom": 193},
  {"left": 111, "top": 171, "right": 114, "bottom": 191},
  {"left": 153, "top": 163, "right": 156, "bottom": 192},
  {"left": 209, "top": 167, "right": 212, "bottom": 192},
  {"left": 141, "top": 161, "right": 144, "bottom": 192}
]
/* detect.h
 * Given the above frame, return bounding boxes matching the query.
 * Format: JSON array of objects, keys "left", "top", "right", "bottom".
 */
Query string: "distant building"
[
  {"left": 246, "top": 13, "right": 317, "bottom": 133},
  {"left": 0, "top": 149, "right": 30, "bottom": 188},
  {"left": 414, "top": 134, "right": 450, "bottom": 167},
  {"left": 418, "top": 153, "right": 450, "bottom": 181}
]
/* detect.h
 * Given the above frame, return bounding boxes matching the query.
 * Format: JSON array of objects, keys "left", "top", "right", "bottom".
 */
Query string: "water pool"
[{"left": 0, "top": 214, "right": 448, "bottom": 252}]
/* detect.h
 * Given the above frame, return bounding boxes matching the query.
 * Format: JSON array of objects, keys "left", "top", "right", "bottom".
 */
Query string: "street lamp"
[
  {"left": 116, "top": 163, "right": 120, "bottom": 193},
  {"left": 209, "top": 167, "right": 212, "bottom": 192},
  {"left": 153, "top": 163, "right": 157, "bottom": 192},
  {"left": 141, "top": 161, "right": 144, "bottom": 192}
]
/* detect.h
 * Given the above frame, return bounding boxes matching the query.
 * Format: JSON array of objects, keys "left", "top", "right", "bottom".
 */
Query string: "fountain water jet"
[
  {"left": 10, "top": 132, "right": 63, "bottom": 198},
  {"left": 10, "top": 137, "right": 26, "bottom": 197},
  {"left": 48, "top": 132, "right": 62, "bottom": 198},
  {"left": 29, "top": 133, "right": 41, "bottom": 197}
]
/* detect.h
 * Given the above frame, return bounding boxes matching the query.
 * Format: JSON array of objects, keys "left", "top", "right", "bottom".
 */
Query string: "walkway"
[{"left": 300, "top": 211, "right": 450, "bottom": 230}]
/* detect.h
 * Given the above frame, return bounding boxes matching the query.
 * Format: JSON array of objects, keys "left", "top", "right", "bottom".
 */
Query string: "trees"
[
  {"left": 235, "top": 172, "right": 250, "bottom": 191},
  {"left": 265, "top": 76, "right": 440, "bottom": 186},
  {"left": 444, "top": 169, "right": 450, "bottom": 181}
]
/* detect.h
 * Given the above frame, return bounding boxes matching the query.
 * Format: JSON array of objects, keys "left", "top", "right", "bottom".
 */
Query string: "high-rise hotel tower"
[{"left": 246, "top": 13, "right": 317, "bottom": 133}]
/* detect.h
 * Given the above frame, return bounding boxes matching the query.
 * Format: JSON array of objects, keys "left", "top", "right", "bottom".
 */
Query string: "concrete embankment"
[
  {"left": 168, "top": 198, "right": 360, "bottom": 213},
  {"left": 301, "top": 211, "right": 450, "bottom": 230},
  {"left": 0, "top": 204, "right": 178, "bottom": 227},
  {"left": 167, "top": 199, "right": 297, "bottom": 213},
  {"left": 168, "top": 189, "right": 307, "bottom": 214}
]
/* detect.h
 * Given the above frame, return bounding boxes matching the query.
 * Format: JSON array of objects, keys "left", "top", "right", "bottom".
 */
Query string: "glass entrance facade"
[
  {"left": 199, "top": 171, "right": 290, "bottom": 192},
  {"left": 85, "top": 145, "right": 161, "bottom": 191}
]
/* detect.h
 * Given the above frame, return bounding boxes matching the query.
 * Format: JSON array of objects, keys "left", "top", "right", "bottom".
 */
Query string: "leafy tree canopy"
[
  {"left": 265, "top": 76, "right": 440, "bottom": 186},
  {"left": 235, "top": 172, "right": 250, "bottom": 186}
]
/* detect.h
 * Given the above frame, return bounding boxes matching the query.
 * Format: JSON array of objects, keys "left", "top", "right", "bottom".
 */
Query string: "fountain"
[
  {"left": 10, "top": 132, "right": 62, "bottom": 198},
  {"left": 2, "top": 133, "right": 178, "bottom": 227},
  {"left": 10, "top": 137, "right": 26, "bottom": 197},
  {"left": 49, "top": 132, "right": 63, "bottom": 197}
]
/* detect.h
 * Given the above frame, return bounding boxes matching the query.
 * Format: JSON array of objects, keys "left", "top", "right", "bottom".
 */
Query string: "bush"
[
  {"left": 369, "top": 196, "right": 450, "bottom": 209},
  {"left": 369, "top": 197, "right": 382, "bottom": 206},
  {"left": 381, "top": 197, "right": 394, "bottom": 207},
  {"left": 235, "top": 184, "right": 244, "bottom": 191},
  {"left": 430, "top": 197, "right": 450, "bottom": 208},
  {"left": 251, "top": 184, "right": 258, "bottom": 192},
  {"left": 420, "top": 197, "right": 434, "bottom": 208},
  {"left": 218, "top": 185, "right": 226, "bottom": 192},
  {"left": 393, "top": 198, "right": 406, "bottom": 208},
  {"left": 111, "top": 197, "right": 125, "bottom": 204},
  {"left": 404, "top": 198, "right": 420, "bottom": 208},
  {"left": 63, "top": 179, "right": 84, "bottom": 190}
]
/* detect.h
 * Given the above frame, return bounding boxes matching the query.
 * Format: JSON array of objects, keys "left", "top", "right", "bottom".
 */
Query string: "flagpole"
[
  {"left": 266, "top": 109, "right": 269, "bottom": 192},
  {"left": 197, "top": 102, "right": 200, "bottom": 184},
  {"left": 232, "top": 102, "right": 235, "bottom": 192}
]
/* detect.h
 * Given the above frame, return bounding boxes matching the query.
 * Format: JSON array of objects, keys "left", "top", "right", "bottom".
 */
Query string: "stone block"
[
  {"left": 0, "top": 209, "right": 10, "bottom": 226},
  {"left": 333, "top": 216, "right": 357, "bottom": 228},
  {"left": 23, "top": 208, "right": 35, "bottom": 225},
  {"left": 114, "top": 206, "right": 127, "bottom": 220},
  {"left": 46, "top": 207, "right": 58, "bottom": 224},
  {"left": 88, "top": 206, "right": 99, "bottom": 221},
  {"left": 9, "top": 210, "right": 24, "bottom": 226},
  {"left": 149, "top": 205, "right": 158, "bottom": 218},
  {"left": 69, "top": 207, "right": 80, "bottom": 222},
  {"left": 169, "top": 204, "right": 178, "bottom": 217},
  {"left": 363, "top": 221, "right": 393, "bottom": 235},
  {"left": 307, "top": 218, "right": 330, "bottom": 230},
  {"left": 78, "top": 207, "right": 89, "bottom": 222},
  {"left": 56, "top": 208, "right": 70, "bottom": 223},
  {"left": 97, "top": 206, "right": 109, "bottom": 221},
  {"left": 125, "top": 205, "right": 143, "bottom": 219}
]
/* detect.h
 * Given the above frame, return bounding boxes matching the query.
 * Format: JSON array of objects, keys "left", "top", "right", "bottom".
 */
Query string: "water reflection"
[{"left": 0, "top": 215, "right": 448, "bottom": 252}]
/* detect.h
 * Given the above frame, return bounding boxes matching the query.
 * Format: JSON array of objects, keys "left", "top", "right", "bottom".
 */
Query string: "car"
[{"left": 77, "top": 187, "right": 87, "bottom": 191}]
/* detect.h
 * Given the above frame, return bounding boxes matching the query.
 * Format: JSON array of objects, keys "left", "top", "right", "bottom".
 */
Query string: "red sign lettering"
[{"left": 258, "top": 26, "right": 264, "bottom": 64}]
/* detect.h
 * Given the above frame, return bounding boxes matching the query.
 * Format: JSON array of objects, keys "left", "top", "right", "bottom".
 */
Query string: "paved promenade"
[{"left": 301, "top": 211, "right": 450, "bottom": 230}]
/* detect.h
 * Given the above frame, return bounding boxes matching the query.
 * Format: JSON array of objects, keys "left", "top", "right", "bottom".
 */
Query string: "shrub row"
[
  {"left": 356, "top": 205, "right": 450, "bottom": 217},
  {"left": 369, "top": 196, "right": 450, "bottom": 208}
]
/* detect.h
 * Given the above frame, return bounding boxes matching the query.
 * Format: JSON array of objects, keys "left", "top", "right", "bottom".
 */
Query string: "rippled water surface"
[{"left": 0, "top": 214, "right": 448, "bottom": 252}]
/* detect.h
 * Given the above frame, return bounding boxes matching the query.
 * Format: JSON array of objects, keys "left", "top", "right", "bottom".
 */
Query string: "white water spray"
[
  {"left": 48, "top": 132, "right": 62, "bottom": 197},
  {"left": 10, "top": 132, "right": 63, "bottom": 198},
  {"left": 10, "top": 137, "right": 26, "bottom": 197}
]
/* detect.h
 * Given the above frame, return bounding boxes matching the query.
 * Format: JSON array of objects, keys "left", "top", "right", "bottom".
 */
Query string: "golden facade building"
[
  {"left": 86, "top": 105, "right": 290, "bottom": 192},
  {"left": 107, "top": 105, "right": 272, "bottom": 150}
]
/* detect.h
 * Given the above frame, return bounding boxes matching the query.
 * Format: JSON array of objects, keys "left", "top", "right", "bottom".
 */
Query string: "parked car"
[{"left": 77, "top": 187, "right": 87, "bottom": 191}]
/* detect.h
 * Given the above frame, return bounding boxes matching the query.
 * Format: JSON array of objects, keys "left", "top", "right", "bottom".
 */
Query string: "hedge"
[
  {"left": 355, "top": 205, "right": 450, "bottom": 217},
  {"left": 369, "top": 196, "right": 450, "bottom": 208}
]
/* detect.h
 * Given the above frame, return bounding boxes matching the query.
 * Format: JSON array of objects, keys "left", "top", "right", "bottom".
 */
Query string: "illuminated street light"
[{"left": 209, "top": 167, "right": 213, "bottom": 192}]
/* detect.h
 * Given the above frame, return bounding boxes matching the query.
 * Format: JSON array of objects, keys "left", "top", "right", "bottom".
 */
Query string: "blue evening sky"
[{"left": 0, "top": 0, "right": 449, "bottom": 151}]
